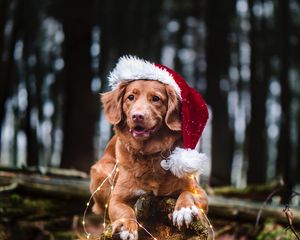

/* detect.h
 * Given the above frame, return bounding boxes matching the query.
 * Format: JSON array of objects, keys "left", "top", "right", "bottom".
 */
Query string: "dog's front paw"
[
  {"left": 172, "top": 205, "right": 199, "bottom": 229},
  {"left": 119, "top": 226, "right": 138, "bottom": 240},
  {"left": 112, "top": 219, "right": 138, "bottom": 240}
]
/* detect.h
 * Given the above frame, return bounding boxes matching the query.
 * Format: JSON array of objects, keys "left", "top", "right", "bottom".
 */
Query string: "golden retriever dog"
[{"left": 90, "top": 77, "right": 208, "bottom": 240}]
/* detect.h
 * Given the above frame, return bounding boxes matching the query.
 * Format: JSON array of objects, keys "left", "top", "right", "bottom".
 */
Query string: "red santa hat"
[{"left": 108, "top": 55, "right": 209, "bottom": 178}]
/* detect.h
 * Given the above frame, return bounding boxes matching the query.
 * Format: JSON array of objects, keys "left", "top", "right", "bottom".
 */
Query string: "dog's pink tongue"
[{"left": 131, "top": 128, "right": 150, "bottom": 138}]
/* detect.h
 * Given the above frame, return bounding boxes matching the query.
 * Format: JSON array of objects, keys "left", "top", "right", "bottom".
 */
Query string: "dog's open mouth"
[{"left": 130, "top": 125, "right": 157, "bottom": 138}]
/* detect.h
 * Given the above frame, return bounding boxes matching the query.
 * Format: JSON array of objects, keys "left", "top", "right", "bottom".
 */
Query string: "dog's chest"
[
  {"left": 131, "top": 159, "right": 167, "bottom": 196},
  {"left": 116, "top": 139, "right": 175, "bottom": 196}
]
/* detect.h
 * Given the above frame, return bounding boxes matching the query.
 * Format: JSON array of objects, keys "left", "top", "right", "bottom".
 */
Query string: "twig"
[
  {"left": 255, "top": 187, "right": 287, "bottom": 231},
  {"left": 283, "top": 206, "right": 300, "bottom": 240},
  {"left": 255, "top": 187, "right": 300, "bottom": 239}
]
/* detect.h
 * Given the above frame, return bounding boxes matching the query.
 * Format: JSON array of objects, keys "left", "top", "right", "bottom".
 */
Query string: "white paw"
[
  {"left": 172, "top": 205, "right": 199, "bottom": 229},
  {"left": 119, "top": 226, "right": 138, "bottom": 240}
]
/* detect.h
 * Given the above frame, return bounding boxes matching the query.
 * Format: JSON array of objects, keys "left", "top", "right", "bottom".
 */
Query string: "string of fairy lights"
[
  {"left": 82, "top": 160, "right": 215, "bottom": 240},
  {"left": 82, "top": 160, "right": 119, "bottom": 239}
]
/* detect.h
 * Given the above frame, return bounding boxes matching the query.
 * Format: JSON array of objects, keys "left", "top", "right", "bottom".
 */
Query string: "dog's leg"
[
  {"left": 90, "top": 136, "right": 118, "bottom": 213},
  {"left": 172, "top": 186, "right": 208, "bottom": 229},
  {"left": 90, "top": 163, "right": 115, "bottom": 213},
  {"left": 109, "top": 196, "right": 138, "bottom": 240}
]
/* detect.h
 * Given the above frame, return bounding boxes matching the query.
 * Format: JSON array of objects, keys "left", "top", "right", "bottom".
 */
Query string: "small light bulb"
[
  {"left": 82, "top": 221, "right": 85, "bottom": 225},
  {"left": 86, "top": 202, "right": 90, "bottom": 206},
  {"left": 105, "top": 204, "right": 108, "bottom": 208}
]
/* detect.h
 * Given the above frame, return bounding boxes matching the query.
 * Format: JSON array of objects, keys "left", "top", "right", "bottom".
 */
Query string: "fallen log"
[
  {"left": 208, "top": 195, "right": 300, "bottom": 226},
  {"left": 0, "top": 168, "right": 90, "bottom": 198},
  {"left": 208, "top": 180, "right": 284, "bottom": 201},
  {"left": 0, "top": 169, "right": 209, "bottom": 239},
  {"left": 96, "top": 195, "right": 209, "bottom": 240},
  {"left": 1, "top": 168, "right": 300, "bottom": 240}
]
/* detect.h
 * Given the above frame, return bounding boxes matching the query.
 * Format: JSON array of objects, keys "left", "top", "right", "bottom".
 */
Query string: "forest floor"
[{"left": 0, "top": 168, "right": 299, "bottom": 240}]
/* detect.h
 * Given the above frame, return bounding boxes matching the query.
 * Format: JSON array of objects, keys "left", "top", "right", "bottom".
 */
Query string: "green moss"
[
  {"left": 22, "top": 198, "right": 58, "bottom": 219},
  {"left": 257, "top": 221, "right": 297, "bottom": 240},
  {"left": 164, "top": 234, "right": 184, "bottom": 240},
  {"left": 159, "top": 197, "right": 176, "bottom": 214},
  {"left": 0, "top": 192, "right": 85, "bottom": 239},
  {"left": 188, "top": 221, "right": 208, "bottom": 238},
  {"left": 10, "top": 193, "right": 22, "bottom": 204}
]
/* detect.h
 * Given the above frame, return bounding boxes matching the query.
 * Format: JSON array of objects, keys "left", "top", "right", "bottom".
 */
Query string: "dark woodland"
[{"left": 0, "top": 0, "right": 300, "bottom": 239}]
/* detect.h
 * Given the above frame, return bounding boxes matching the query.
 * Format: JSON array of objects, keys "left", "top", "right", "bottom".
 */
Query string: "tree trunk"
[
  {"left": 96, "top": 0, "right": 162, "bottom": 66},
  {"left": 205, "top": 0, "right": 235, "bottom": 186},
  {"left": 246, "top": 0, "right": 268, "bottom": 184},
  {"left": 276, "top": 0, "right": 292, "bottom": 190},
  {"left": 0, "top": 0, "right": 7, "bottom": 151},
  {"left": 21, "top": 1, "right": 41, "bottom": 167},
  {"left": 60, "top": 0, "right": 97, "bottom": 172},
  {"left": 297, "top": 109, "right": 300, "bottom": 184},
  {"left": 0, "top": 0, "right": 24, "bottom": 165}
]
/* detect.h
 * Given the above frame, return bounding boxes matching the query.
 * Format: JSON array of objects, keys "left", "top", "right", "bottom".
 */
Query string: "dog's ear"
[
  {"left": 100, "top": 83, "right": 127, "bottom": 125},
  {"left": 165, "top": 85, "right": 181, "bottom": 131}
]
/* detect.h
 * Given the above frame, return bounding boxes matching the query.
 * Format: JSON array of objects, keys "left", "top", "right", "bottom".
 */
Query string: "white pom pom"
[{"left": 160, "top": 147, "right": 207, "bottom": 178}]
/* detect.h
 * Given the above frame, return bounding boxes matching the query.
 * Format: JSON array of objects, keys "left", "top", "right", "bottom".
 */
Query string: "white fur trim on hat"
[
  {"left": 108, "top": 55, "right": 181, "bottom": 98},
  {"left": 160, "top": 147, "right": 207, "bottom": 178}
]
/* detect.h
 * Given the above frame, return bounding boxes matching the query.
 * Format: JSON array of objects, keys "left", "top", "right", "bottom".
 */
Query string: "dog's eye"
[
  {"left": 128, "top": 95, "right": 134, "bottom": 101},
  {"left": 152, "top": 96, "right": 160, "bottom": 102}
]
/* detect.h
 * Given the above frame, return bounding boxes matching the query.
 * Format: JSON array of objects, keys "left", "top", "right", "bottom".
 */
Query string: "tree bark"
[
  {"left": 297, "top": 109, "right": 300, "bottom": 184},
  {"left": 96, "top": 0, "right": 162, "bottom": 69},
  {"left": 0, "top": 0, "right": 8, "bottom": 129},
  {"left": 0, "top": 0, "right": 17, "bottom": 153},
  {"left": 21, "top": 1, "right": 41, "bottom": 167},
  {"left": 60, "top": 0, "right": 98, "bottom": 172},
  {"left": 276, "top": 0, "right": 292, "bottom": 190},
  {"left": 0, "top": 0, "right": 26, "bottom": 166},
  {"left": 205, "top": 0, "right": 235, "bottom": 186},
  {"left": 0, "top": 0, "right": 6, "bottom": 151},
  {"left": 246, "top": 0, "right": 268, "bottom": 184}
]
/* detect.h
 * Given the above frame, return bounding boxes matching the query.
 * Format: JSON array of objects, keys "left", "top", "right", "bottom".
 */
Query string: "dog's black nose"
[{"left": 132, "top": 112, "right": 144, "bottom": 122}]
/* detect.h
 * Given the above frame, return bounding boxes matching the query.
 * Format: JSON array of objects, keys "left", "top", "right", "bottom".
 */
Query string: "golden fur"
[{"left": 90, "top": 80, "right": 208, "bottom": 236}]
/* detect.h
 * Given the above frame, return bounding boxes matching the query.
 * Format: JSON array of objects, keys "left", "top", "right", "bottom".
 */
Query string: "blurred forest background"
[{"left": 0, "top": 0, "right": 300, "bottom": 192}]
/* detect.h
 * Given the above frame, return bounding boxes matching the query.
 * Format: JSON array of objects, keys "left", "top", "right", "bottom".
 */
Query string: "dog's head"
[{"left": 101, "top": 80, "right": 181, "bottom": 141}]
